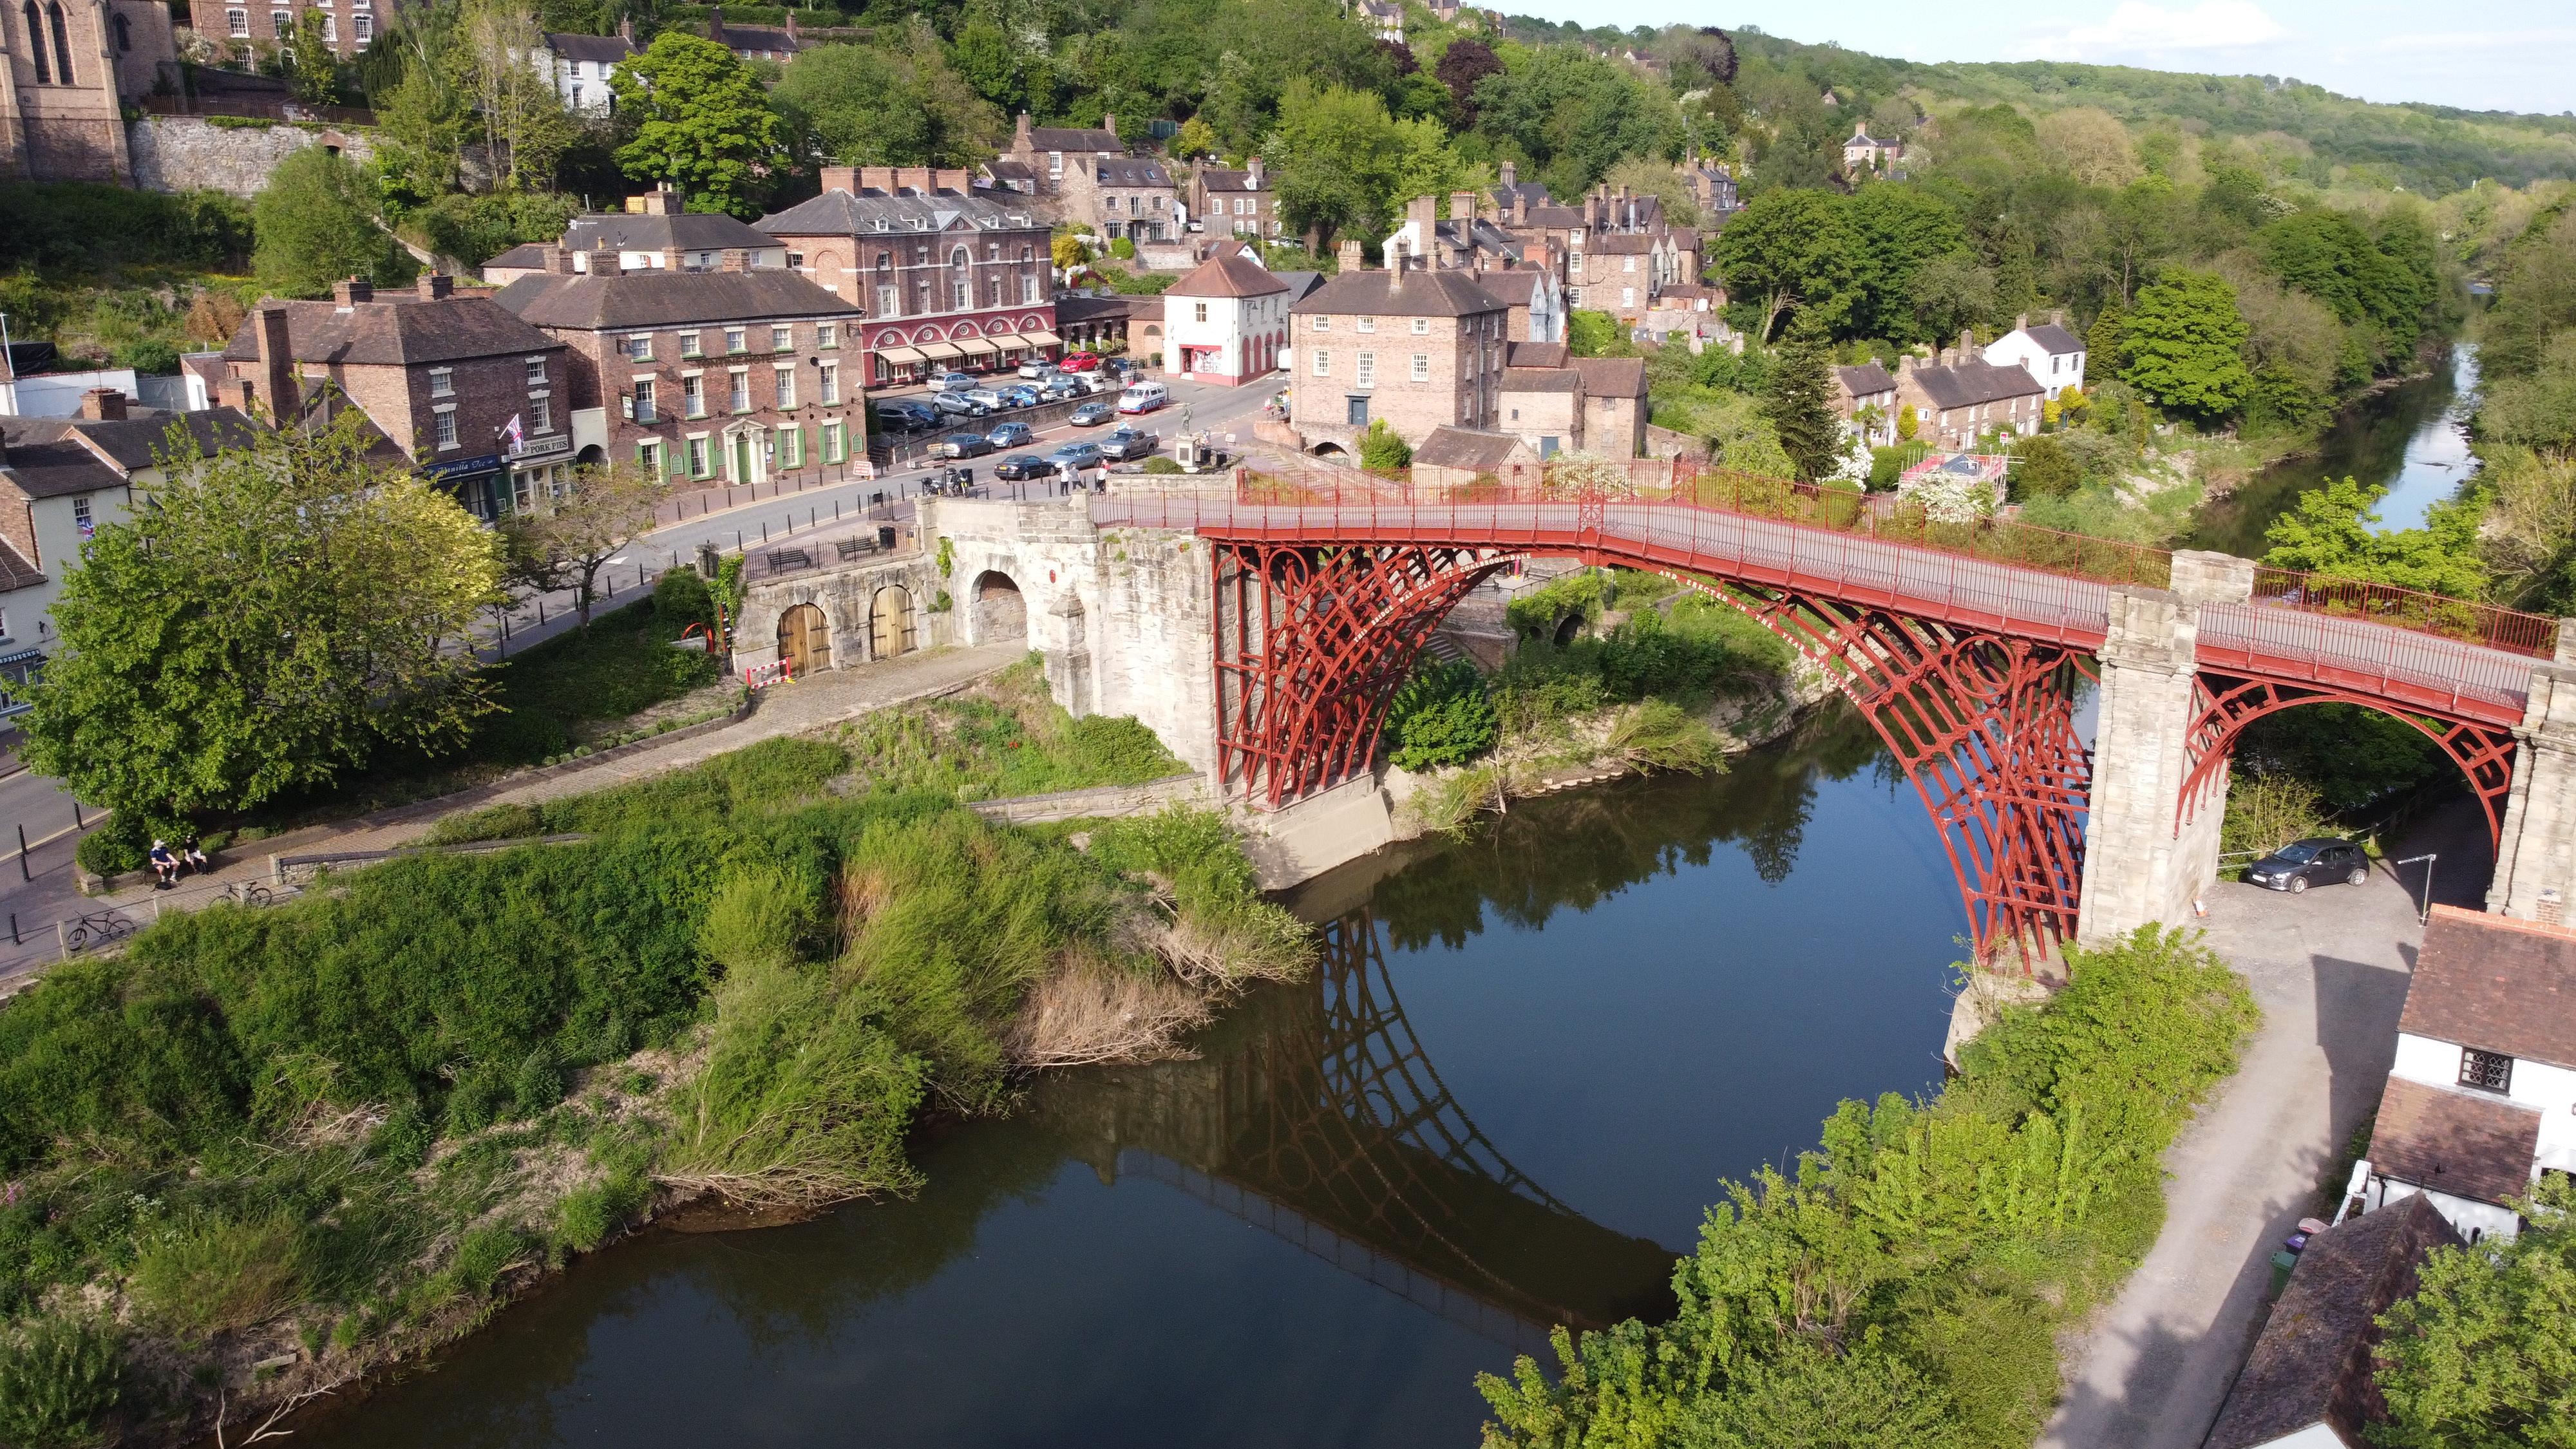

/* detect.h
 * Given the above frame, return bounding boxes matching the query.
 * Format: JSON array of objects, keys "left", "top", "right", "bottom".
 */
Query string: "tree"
[
  {"left": 457, "top": 0, "right": 578, "bottom": 191},
  {"left": 2260, "top": 475, "right": 2489, "bottom": 598},
  {"left": 1263, "top": 81, "right": 1476, "bottom": 251},
  {"left": 1358, "top": 417, "right": 1412, "bottom": 472},
  {"left": 1173, "top": 115, "right": 1217, "bottom": 162},
  {"left": 16, "top": 413, "right": 504, "bottom": 828},
  {"left": 1712, "top": 188, "right": 1857, "bottom": 339},
  {"left": 252, "top": 146, "right": 412, "bottom": 299},
  {"left": 1472, "top": 44, "right": 1682, "bottom": 199},
  {"left": 611, "top": 32, "right": 788, "bottom": 218},
  {"left": 1763, "top": 314, "right": 1841, "bottom": 483},
  {"left": 2372, "top": 1173, "right": 2576, "bottom": 1448},
  {"left": 1604, "top": 156, "right": 1698, "bottom": 229},
  {"left": 1565, "top": 309, "right": 1626, "bottom": 357},
  {"left": 2010, "top": 433, "right": 2081, "bottom": 500},
  {"left": 1844, "top": 185, "right": 1969, "bottom": 341},
  {"left": 2119, "top": 269, "right": 2251, "bottom": 420},
  {"left": 2034, "top": 108, "right": 2139, "bottom": 187},
  {"left": 1050, "top": 230, "right": 1092, "bottom": 271},
  {"left": 1433, "top": 37, "right": 1503, "bottom": 129},
  {"left": 777, "top": 28, "right": 1005, "bottom": 171},
  {"left": 499, "top": 457, "right": 668, "bottom": 627},
  {"left": 286, "top": 6, "right": 339, "bottom": 104}
]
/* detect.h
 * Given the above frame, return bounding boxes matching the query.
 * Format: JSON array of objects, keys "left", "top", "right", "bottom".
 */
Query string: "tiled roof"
[
  {"left": 719, "top": 23, "right": 797, "bottom": 52},
  {"left": 222, "top": 296, "right": 560, "bottom": 368},
  {"left": 2405, "top": 905, "right": 2576, "bottom": 1069},
  {"left": 1169, "top": 250, "right": 1287, "bottom": 299},
  {"left": 1506, "top": 341, "right": 1569, "bottom": 368},
  {"left": 1587, "top": 232, "right": 1653, "bottom": 254},
  {"left": 1908, "top": 359, "right": 2045, "bottom": 409},
  {"left": 484, "top": 243, "right": 547, "bottom": 272},
  {"left": 2023, "top": 323, "right": 2085, "bottom": 355},
  {"left": 757, "top": 186, "right": 1044, "bottom": 236},
  {"left": 1571, "top": 356, "right": 1647, "bottom": 399},
  {"left": 544, "top": 31, "right": 634, "bottom": 62},
  {"left": 1476, "top": 270, "right": 1545, "bottom": 305},
  {"left": 1054, "top": 293, "right": 1144, "bottom": 324},
  {"left": 2370, "top": 1075, "right": 2542, "bottom": 1208},
  {"left": 1524, "top": 204, "right": 1585, "bottom": 228},
  {"left": 1197, "top": 167, "right": 1268, "bottom": 193},
  {"left": 1026, "top": 125, "right": 1121, "bottom": 153},
  {"left": 1095, "top": 157, "right": 1171, "bottom": 187},
  {"left": 495, "top": 270, "right": 861, "bottom": 331},
  {"left": 0, "top": 437, "right": 120, "bottom": 499},
  {"left": 1836, "top": 362, "right": 1897, "bottom": 398},
  {"left": 1293, "top": 269, "right": 1506, "bottom": 319},
  {"left": 565, "top": 211, "right": 774, "bottom": 254},
  {"left": 0, "top": 533, "right": 43, "bottom": 592},
  {"left": 2204, "top": 1195, "right": 2460, "bottom": 1449},
  {"left": 1501, "top": 366, "right": 1578, "bottom": 394},
  {"left": 984, "top": 158, "right": 1037, "bottom": 182},
  {"left": 66, "top": 410, "right": 261, "bottom": 471},
  {"left": 1414, "top": 426, "right": 1528, "bottom": 471}
]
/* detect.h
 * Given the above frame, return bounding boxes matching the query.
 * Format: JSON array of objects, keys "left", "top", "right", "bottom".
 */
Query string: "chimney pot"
[
  {"left": 1336, "top": 238, "right": 1365, "bottom": 272},
  {"left": 78, "top": 387, "right": 127, "bottom": 421},
  {"left": 1959, "top": 328, "right": 1975, "bottom": 354},
  {"left": 417, "top": 272, "right": 453, "bottom": 301},
  {"left": 1247, "top": 155, "right": 1264, "bottom": 188},
  {"left": 254, "top": 303, "right": 296, "bottom": 430},
  {"left": 1101, "top": 112, "right": 1117, "bottom": 143},
  {"left": 820, "top": 165, "right": 857, "bottom": 195},
  {"left": 332, "top": 276, "right": 372, "bottom": 305}
]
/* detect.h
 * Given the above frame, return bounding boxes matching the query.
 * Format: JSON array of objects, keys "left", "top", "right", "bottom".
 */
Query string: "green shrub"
[
  {"left": 73, "top": 815, "right": 147, "bottom": 877},
  {"left": 0, "top": 1314, "right": 124, "bottom": 1449},
  {"left": 652, "top": 567, "right": 715, "bottom": 637},
  {"left": 1383, "top": 659, "right": 1499, "bottom": 770},
  {"left": 1607, "top": 699, "right": 1725, "bottom": 773},
  {"left": 1358, "top": 418, "right": 1412, "bottom": 471},
  {"left": 128, "top": 1215, "right": 307, "bottom": 1340},
  {"left": 2009, "top": 433, "right": 2082, "bottom": 501},
  {"left": 510, "top": 1044, "right": 563, "bottom": 1119},
  {"left": 553, "top": 1168, "right": 649, "bottom": 1254},
  {"left": 696, "top": 864, "right": 817, "bottom": 972},
  {"left": 1141, "top": 456, "right": 1184, "bottom": 474},
  {"left": 0, "top": 181, "right": 252, "bottom": 272}
]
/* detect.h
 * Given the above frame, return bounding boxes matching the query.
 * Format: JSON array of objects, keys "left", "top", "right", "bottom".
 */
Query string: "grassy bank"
[
  {"left": 0, "top": 711, "right": 1303, "bottom": 1445},
  {"left": 1477, "top": 925, "right": 2260, "bottom": 1446}
]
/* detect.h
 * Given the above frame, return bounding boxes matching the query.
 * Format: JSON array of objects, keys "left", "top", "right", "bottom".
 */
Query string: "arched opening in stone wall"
[
  {"left": 777, "top": 601, "right": 831, "bottom": 676},
  {"left": 870, "top": 585, "right": 916, "bottom": 659},
  {"left": 972, "top": 570, "right": 1026, "bottom": 641},
  {"left": 1310, "top": 441, "right": 1347, "bottom": 458},
  {"left": 1553, "top": 612, "right": 1582, "bottom": 647}
]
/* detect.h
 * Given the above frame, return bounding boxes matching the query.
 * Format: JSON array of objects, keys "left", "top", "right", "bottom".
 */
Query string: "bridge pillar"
[
  {"left": 2076, "top": 552, "right": 2253, "bottom": 945},
  {"left": 2485, "top": 634, "right": 2576, "bottom": 920}
]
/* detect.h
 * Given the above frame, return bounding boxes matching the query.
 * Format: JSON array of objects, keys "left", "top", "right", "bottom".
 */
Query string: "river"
[
  {"left": 2184, "top": 346, "right": 2481, "bottom": 559},
  {"left": 289, "top": 705, "right": 1969, "bottom": 1448}
]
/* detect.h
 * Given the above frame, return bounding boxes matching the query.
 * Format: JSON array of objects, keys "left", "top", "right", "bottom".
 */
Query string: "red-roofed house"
[{"left": 1162, "top": 249, "right": 1290, "bottom": 386}]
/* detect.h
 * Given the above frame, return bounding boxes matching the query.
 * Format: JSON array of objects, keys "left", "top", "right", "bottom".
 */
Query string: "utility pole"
[{"left": 2394, "top": 854, "right": 2438, "bottom": 923}]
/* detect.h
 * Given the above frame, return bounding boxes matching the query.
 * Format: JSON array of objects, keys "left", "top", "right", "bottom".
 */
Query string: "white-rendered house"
[
  {"left": 1982, "top": 312, "right": 2087, "bottom": 400},
  {"left": 1162, "top": 249, "right": 1289, "bottom": 387},
  {"left": 2339, "top": 904, "right": 2576, "bottom": 1244}
]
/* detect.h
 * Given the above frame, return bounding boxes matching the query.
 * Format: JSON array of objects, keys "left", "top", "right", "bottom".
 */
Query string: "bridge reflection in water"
[{"left": 1050, "top": 913, "right": 1680, "bottom": 1355}]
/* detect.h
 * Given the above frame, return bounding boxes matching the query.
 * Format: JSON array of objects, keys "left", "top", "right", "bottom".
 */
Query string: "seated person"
[{"left": 147, "top": 839, "right": 178, "bottom": 888}]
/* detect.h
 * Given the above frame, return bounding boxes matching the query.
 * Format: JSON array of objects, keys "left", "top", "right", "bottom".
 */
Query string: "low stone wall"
[
  {"left": 1643, "top": 424, "right": 1711, "bottom": 461},
  {"left": 128, "top": 115, "right": 376, "bottom": 197}
]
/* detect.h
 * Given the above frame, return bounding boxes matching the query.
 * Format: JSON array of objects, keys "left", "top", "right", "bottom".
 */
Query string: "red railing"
[{"left": 2251, "top": 567, "right": 2557, "bottom": 658}]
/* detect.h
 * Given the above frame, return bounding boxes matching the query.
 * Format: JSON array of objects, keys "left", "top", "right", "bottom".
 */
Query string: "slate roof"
[
  {"left": 2204, "top": 1195, "right": 2461, "bottom": 1449},
  {"left": 1476, "top": 270, "right": 1547, "bottom": 307},
  {"left": 1571, "top": 356, "right": 1648, "bottom": 399},
  {"left": 1506, "top": 341, "right": 1569, "bottom": 368},
  {"left": 495, "top": 270, "right": 861, "bottom": 331},
  {"left": 1493, "top": 180, "right": 1553, "bottom": 211},
  {"left": 757, "top": 186, "right": 1043, "bottom": 236},
  {"left": 1025, "top": 124, "right": 1122, "bottom": 153},
  {"left": 1501, "top": 366, "right": 1578, "bottom": 394},
  {"left": 717, "top": 23, "right": 798, "bottom": 52},
  {"left": 2405, "top": 905, "right": 2576, "bottom": 1069},
  {"left": 1836, "top": 362, "right": 1898, "bottom": 399},
  {"left": 222, "top": 297, "right": 560, "bottom": 368},
  {"left": 2023, "top": 322, "right": 2085, "bottom": 355},
  {"left": 564, "top": 211, "right": 775, "bottom": 254},
  {"left": 1414, "top": 426, "right": 1528, "bottom": 471},
  {"left": 1524, "top": 204, "right": 1585, "bottom": 228},
  {"left": 1271, "top": 272, "right": 1326, "bottom": 305},
  {"left": 543, "top": 31, "right": 633, "bottom": 62},
  {"left": 484, "top": 243, "right": 547, "bottom": 273},
  {"left": 1587, "top": 232, "right": 1653, "bottom": 254},
  {"left": 1907, "top": 359, "right": 2045, "bottom": 409},
  {"left": 0, "top": 438, "right": 120, "bottom": 499},
  {"left": 1293, "top": 269, "right": 1507, "bottom": 319},
  {"left": 0, "top": 535, "right": 42, "bottom": 592},
  {"left": 984, "top": 158, "right": 1037, "bottom": 183},
  {"left": 1197, "top": 167, "right": 1268, "bottom": 194},
  {"left": 64, "top": 410, "right": 261, "bottom": 471},
  {"left": 1169, "top": 250, "right": 1286, "bottom": 299},
  {"left": 1095, "top": 157, "right": 1172, "bottom": 187},
  {"left": 0, "top": 408, "right": 260, "bottom": 493},
  {"left": 1054, "top": 293, "right": 1144, "bottom": 325},
  {"left": 2370, "top": 1075, "right": 2543, "bottom": 1208}
]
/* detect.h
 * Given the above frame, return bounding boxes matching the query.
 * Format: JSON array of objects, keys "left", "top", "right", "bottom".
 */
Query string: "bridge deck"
[{"left": 1094, "top": 494, "right": 2541, "bottom": 729}]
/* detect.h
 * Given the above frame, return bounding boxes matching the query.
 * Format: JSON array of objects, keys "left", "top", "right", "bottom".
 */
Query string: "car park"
[
  {"left": 1069, "top": 401, "right": 1117, "bottom": 427},
  {"left": 931, "top": 391, "right": 988, "bottom": 418},
  {"left": 963, "top": 388, "right": 1010, "bottom": 410},
  {"left": 993, "top": 453, "right": 1052, "bottom": 480},
  {"left": 2243, "top": 837, "right": 2371, "bottom": 893},
  {"left": 1099, "top": 426, "right": 1159, "bottom": 460},
  {"left": 1047, "top": 440, "right": 1104, "bottom": 469},
  {"left": 985, "top": 421, "right": 1036, "bottom": 448},
  {"left": 939, "top": 432, "right": 995, "bottom": 459},
  {"left": 1039, "top": 376, "right": 1086, "bottom": 401}
]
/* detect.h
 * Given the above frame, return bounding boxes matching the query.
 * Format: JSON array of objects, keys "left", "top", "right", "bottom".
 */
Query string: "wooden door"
[
  {"left": 870, "top": 587, "right": 915, "bottom": 659},
  {"left": 777, "top": 603, "right": 829, "bottom": 676}
]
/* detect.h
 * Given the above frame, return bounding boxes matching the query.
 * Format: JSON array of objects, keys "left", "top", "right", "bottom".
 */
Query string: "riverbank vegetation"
[
  {"left": 1476, "top": 924, "right": 2259, "bottom": 1447},
  {"left": 0, "top": 706, "right": 1304, "bottom": 1445}
]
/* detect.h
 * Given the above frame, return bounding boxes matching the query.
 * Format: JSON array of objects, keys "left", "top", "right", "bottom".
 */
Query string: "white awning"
[
  {"left": 1018, "top": 328, "right": 1063, "bottom": 347},
  {"left": 917, "top": 341, "right": 965, "bottom": 361},
  {"left": 873, "top": 345, "right": 927, "bottom": 365},
  {"left": 955, "top": 336, "right": 1001, "bottom": 356}
]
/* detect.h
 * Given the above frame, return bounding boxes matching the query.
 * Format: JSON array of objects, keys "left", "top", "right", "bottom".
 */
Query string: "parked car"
[
  {"left": 963, "top": 388, "right": 1010, "bottom": 410},
  {"left": 873, "top": 400, "right": 937, "bottom": 432},
  {"left": 1117, "top": 381, "right": 1170, "bottom": 414},
  {"left": 1039, "top": 376, "right": 1086, "bottom": 401},
  {"left": 996, "top": 385, "right": 1041, "bottom": 408},
  {"left": 985, "top": 421, "right": 1036, "bottom": 448},
  {"left": 993, "top": 453, "right": 1052, "bottom": 481},
  {"left": 1069, "top": 401, "right": 1117, "bottom": 427},
  {"left": 1099, "top": 426, "right": 1159, "bottom": 460},
  {"left": 1059, "top": 351, "right": 1102, "bottom": 372},
  {"left": 931, "top": 391, "right": 988, "bottom": 418},
  {"left": 1047, "top": 440, "right": 1105, "bottom": 469},
  {"left": 930, "top": 372, "right": 978, "bottom": 392},
  {"left": 2244, "top": 837, "right": 2370, "bottom": 893},
  {"left": 1018, "top": 359, "right": 1063, "bottom": 380},
  {"left": 939, "top": 432, "right": 995, "bottom": 459}
]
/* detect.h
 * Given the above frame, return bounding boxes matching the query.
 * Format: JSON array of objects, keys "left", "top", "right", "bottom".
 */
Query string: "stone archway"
[
  {"left": 778, "top": 601, "right": 830, "bottom": 676},
  {"left": 871, "top": 585, "right": 916, "bottom": 659},
  {"left": 972, "top": 570, "right": 1027, "bottom": 641},
  {"left": 1311, "top": 441, "right": 1349, "bottom": 458}
]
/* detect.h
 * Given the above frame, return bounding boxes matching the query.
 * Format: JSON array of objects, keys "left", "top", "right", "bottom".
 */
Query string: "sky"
[{"left": 1501, "top": 0, "right": 2576, "bottom": 117}]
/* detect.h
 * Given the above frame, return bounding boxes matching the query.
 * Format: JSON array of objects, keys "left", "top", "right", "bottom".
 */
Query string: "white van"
[{"left": 1117, "top": 380, "right": 1170, "bottom": 415}]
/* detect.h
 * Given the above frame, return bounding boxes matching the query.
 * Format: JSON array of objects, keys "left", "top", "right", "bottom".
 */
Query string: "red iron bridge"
[{"left": 1092, "top": 462, "right": 2562, "bottom": 965}]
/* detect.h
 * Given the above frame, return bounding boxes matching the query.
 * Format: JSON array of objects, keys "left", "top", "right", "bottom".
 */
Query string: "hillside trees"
[
  {"left": 611, "top": 32, "right": 788, "bottom": 218},
  {"left": 1472, "top": 44, "right": 1683, "bottom": 199},
  {"left": 252, "top": 147, "right": 413, "bottom": 298},
  {"left": 2118, "top": 268, "right": 2251, "bottom": 419},
  {"left": 1712, "top": 188, "right": 1857, "bottom": 339},
  {"left": 777, "top": 30, "right": 1007, "bottom": 167},
  {"left": 2372, "top": 1173, "right": 2576, "bottom": 1447},
  {"left": 1265, "top": 81, "right": 1478, "bottom": 249}
]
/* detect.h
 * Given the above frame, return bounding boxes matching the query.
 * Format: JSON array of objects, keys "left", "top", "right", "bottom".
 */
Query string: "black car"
[
  {"left": 874, "top": 401, "right": 936, "bottom": 432},
  {"left": 992, "top": 453, "right": 1052, "bottom": 480},
  {"left": 939, "top": 432, "right": 995, "bottom": 459},
  {"left": 2244, "top": 837, "right": 2370, "bottom": 893}
]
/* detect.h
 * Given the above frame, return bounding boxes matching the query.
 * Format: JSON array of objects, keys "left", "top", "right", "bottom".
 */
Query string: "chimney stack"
[
  {"left": 719, "top": 248, "right": 751, "bottom": 273},
  {"left": 1450, "top": 189, "right": 1476, "bottom": 222},
  {"left": 77, "top": 387, "right": 126, "bottom": 421},
  {"left": 1408, "top": 194, "right": 1435, "bottom": 232},
  {"left": 617, "top": 15, "right": 631, "bottom": 40},
  {"left": 639, "top": 185, "right": 679, "bottom": 216},
  {"left": 1247, "top": 155, "right": 1264, "bottom": 189},
  {"left": 1101, "top": 112, "right": 1117, "bottom": 144},
  {"left": 1499, "top": 160, "right": 1515, "bottom": 191},
  {"left": 332, "top": 276, "right": 372, "bottom": 305},
  {"left": 253, "top": 303, "right": 296, "bottom": 429},
  {"left": 1336, "top": 238, "right": 1365, "bottom": 272},
  {"left": 2014, "top": 312, "right": 2029, "bottom": 332},
  {"left": 2049, "top": 307, "right": 2065, "bottom": 327},
  {"left": 820, "top": 165, "right": 857, "bottom": 195},
  {"left": 417, "top": 272, "right": 453, "bottom": 301}
]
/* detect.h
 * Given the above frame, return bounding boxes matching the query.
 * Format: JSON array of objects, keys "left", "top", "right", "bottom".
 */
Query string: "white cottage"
[
  {"left": 1161, "top": 247, "right": 1290, "bottom": 388},
  {"left": 1982, "top": 311, "right": 2087, "bottom": 400}
]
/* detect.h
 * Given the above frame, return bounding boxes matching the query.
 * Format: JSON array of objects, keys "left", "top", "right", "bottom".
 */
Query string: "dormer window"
[{"left": 2460, "top": 1047, "right": 2514, "bottom": 1093}]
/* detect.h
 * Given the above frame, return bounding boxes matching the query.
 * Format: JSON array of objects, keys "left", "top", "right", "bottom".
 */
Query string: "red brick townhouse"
[
  {"left": 756, "top": 166, "right": 1059, "bottom": 388},
  {"left": 496, "top": 251, "right": 868, "bottom": 488}
]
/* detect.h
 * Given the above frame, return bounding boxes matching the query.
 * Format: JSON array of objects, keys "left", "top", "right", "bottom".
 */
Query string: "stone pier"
[{"left": 2486, "top": 625, "right": 2576, "bottom": 920}]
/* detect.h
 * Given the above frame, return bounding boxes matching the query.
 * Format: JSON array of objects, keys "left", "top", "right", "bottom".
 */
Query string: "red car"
[{"left": 1059, "top": 352, "right": 1103, "bottom": 373}]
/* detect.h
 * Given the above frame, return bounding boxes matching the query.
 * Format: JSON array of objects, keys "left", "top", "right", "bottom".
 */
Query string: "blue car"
[{"left": 996, "top": 386, "right": 1041, "bottom": 409}]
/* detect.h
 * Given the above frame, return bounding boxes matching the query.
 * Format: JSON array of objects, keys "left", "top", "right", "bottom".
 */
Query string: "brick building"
[
  {"left": 217, "top": 276, "right": 571, "bottom": 520},
  {"left": 1, "top": 0, "right": 174, "bottom": 180},
  {"left": 1494, "top": 342, "right": 1647, "bottom": 459},
  {"left": 1894, "top": 337, "right": 2046, "bottom": 448},
  {"left": 755, "top": 166, "right": 1057, "bottom": 388},
  {"left": 1189, "top": 157, "right": 1280, "bottom": 240},
  {"left": 999, "top": 111, "right": 1178, "bottom": 242},
  {"left": 497, "top": 254, "right": 866, "bottom": 491},
  {"left": 1161, "top": 249, "right": 1289, "bottom": 387},
  {"left": 1833, "top": 361, "right": 1899, "bottom": 446},
  {"left": 204, "top": 0, "right": 392, "bottom": 59},
  {"left": 1287, "top": 243, "right": 1508, "bottom": 456}
]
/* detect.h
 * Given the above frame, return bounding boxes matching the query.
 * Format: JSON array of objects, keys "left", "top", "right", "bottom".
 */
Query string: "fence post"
[
  {"left": 72, "top": 800, "right": 82, "bottom": 831},
  {"left": 57, "top": 919, "right": 69, "bottom": 961},
  {"left": 16, "top": 824, "right": 26, "bottom": 883}
]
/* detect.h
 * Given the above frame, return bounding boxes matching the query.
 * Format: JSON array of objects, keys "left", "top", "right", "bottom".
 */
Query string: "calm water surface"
[
  {"left": 2185, "top": 346, "right": 2480, "bottom": 558},
  {"left": 291, "top": 705, "right": 1969, "bottom": 1448}
]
